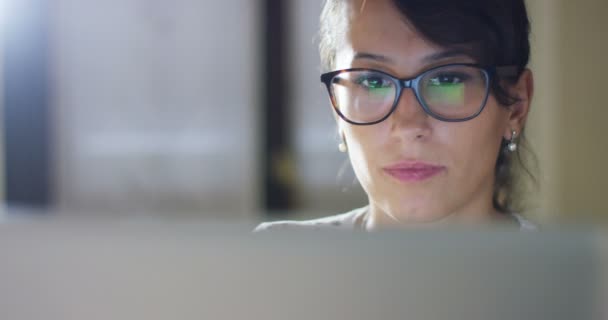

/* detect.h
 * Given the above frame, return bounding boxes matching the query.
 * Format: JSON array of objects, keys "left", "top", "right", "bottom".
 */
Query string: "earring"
[
  {"left": 507, "top": 130, "right": 518, "bottom": 152},
  {"left": 338, "top": 133, "right": 347, "bottom": 153}
]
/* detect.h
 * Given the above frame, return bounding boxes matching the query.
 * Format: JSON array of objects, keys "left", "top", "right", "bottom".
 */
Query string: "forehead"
[{"left": 335, "top": 0, "right": 445, "bottom": 71}]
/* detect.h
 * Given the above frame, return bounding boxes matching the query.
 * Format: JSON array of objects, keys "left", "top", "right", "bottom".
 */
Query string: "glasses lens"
[
  {"left": 330, "top": 70, "right": 396, "bottom": 123},
  {"left": 419, "top": 65, "right": 488, "bottom": 120}
]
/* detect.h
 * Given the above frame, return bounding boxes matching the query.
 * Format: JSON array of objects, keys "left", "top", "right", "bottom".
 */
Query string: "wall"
[
  {"left": 526, "top": 0, "right": 608, "bottom": 223},
  {"left": 49, "top": 0, "right": 261, "bottom": 218}
]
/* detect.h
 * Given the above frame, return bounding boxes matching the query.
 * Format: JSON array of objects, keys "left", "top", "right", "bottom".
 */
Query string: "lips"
[{"left": 383, "top": 161, "right": 445, "bottom": 182}]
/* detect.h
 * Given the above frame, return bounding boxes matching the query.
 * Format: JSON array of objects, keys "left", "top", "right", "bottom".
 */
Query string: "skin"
[{"left": 333, "top": 0, "right": 534, "bottom": 230}]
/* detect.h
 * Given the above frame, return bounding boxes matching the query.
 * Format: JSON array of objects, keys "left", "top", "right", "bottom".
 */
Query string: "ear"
[{"left": 503, "top": 68, "right": 534, "bottom": 139}]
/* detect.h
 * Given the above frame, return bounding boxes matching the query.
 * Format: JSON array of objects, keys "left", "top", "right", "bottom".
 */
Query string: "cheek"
[
  {"left": 439, "top": 105, "right": 506, "bottom": 178},
  {"left": 442, "top": 130, "right": 497, "bottom": 173},
  {"left": 341, "top": 124, "right": 390, "bottom": 183}
]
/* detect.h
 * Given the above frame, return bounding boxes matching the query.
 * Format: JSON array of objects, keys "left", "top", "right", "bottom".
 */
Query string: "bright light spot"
[{"left": 0, "top": 0, "right": 12, "bottom": 28}]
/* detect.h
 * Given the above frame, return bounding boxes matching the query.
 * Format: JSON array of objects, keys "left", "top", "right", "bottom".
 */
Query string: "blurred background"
[{"left": 0, "top": 0, "right": 606, "bottom": 225}]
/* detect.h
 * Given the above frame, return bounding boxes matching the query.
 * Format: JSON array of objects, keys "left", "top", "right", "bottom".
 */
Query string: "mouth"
[{"left": 383, "top": 161, "right": 446, "bottom": 183}]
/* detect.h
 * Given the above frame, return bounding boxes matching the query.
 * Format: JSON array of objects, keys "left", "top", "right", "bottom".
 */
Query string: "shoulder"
[{"left": 253, "top": 206, "right": 368, "bottom": 233}]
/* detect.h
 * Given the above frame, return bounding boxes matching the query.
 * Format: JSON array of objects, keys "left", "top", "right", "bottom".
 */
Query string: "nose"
[{"left": 389, "top": 87, "right": 432, "bottom": 139}]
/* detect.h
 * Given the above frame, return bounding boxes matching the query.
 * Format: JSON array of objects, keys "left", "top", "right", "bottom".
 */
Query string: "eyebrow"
[
  {"left": 353, "top": 52, "right": 394, "bottom": 63},
  {"left": 353, "top": 49, "right": 472, "bottom": 64},
  {"left": 421, "top": 49, "right": 472, "bottom": 63}
]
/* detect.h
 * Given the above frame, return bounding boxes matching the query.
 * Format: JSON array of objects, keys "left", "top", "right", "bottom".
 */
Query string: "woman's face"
[{"left": 334, "top": 0, "right": 530, "bottom": 225}]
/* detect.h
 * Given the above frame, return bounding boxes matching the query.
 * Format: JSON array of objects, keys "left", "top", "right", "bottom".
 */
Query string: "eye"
[
  {"left": 427, "top": 72, "right": 472, "bottom": 87},
  {"left": 355, "top": 74, "right": 392, "bottom": 90}
]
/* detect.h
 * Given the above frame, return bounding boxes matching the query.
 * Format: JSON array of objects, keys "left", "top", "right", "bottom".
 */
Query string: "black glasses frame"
[{"left": 320, "top": 63, "right": 519, "bottom": 125}]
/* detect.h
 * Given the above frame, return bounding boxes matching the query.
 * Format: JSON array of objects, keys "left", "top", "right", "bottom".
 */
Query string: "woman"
[{"left": 257, "top": 0, "right": 536, "bottom": 231}]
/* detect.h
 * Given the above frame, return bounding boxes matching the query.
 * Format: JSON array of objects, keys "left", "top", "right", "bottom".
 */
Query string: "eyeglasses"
[{"left": 320, "top": 63, "right": 518, "bottom": 125}]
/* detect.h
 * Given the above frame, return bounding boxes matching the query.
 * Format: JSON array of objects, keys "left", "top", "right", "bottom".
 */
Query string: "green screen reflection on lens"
[
  {"left": 426, "top": 83, "right": 464, "bottom": 106},
  {"left": 368, "top": 87, "right": 393, "bottom": 98}
]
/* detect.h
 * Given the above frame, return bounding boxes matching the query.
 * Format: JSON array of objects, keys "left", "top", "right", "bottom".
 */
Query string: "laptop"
[{"left": 0, "top": 215, "right": 604, "bottom": 320}]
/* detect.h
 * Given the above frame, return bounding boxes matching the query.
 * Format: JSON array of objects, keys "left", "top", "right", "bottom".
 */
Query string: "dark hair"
[{"left": 319, "top": 0, "right": 534, "bottom": 213}]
